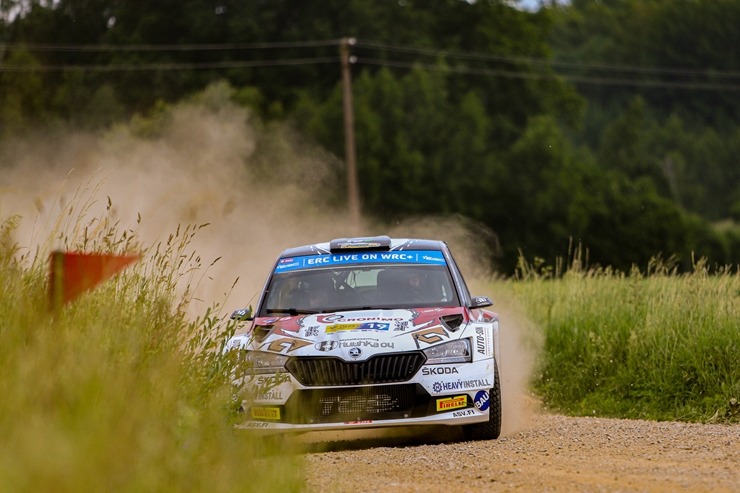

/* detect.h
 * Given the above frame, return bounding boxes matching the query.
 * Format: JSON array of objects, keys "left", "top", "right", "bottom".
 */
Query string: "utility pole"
[{"left": 340, "top": 37, "right": 361, "bottom": 229}]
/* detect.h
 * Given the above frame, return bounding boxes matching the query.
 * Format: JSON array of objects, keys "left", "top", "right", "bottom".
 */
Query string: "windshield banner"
[{"left": 275, "top": 250, "right": 447, "bottom": 273}]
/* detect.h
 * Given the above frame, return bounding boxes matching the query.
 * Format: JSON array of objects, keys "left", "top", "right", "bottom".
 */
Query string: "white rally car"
[{"left": 227, "top": 236, "right": 501, "bottom": 440}]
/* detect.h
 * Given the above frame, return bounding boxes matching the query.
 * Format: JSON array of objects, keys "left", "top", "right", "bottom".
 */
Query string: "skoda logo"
[
  {"left": 348, "top": 347, "right": 362, "bottom": 358},
  {"left": 315, "top": 341, "right": 339, "bottom": 352}
]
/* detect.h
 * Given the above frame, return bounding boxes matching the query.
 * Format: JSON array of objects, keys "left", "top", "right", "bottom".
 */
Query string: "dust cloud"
[
  {"left": 0, "top": 82, "right": 358, "bottom": 315},
  {"left": 0, "top": 81, "right": 540, "bottom": 435},
  {"left": 477, "top": 282, "right": 543, "bottom": 436}
]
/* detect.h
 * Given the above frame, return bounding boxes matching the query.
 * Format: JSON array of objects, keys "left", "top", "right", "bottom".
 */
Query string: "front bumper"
[{"left": 235, "top": 357, "right": 495, "bottom": 433}]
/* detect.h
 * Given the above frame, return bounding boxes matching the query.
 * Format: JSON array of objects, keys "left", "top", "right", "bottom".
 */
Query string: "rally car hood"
[{"left": 229, "top": 307, "right": 490, "bottom": 361}]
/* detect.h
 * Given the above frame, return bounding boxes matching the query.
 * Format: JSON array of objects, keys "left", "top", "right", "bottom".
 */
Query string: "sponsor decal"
[
  {"left": 348, "top": 347, "right": 362, "bottom": 358},
  {"left": 274, "top": 250, "right": 447, "bottom": 272},
  {"left": 262, "top": 337, "right": 313, "bottom": 353},
  {"left": 421, "top": 254, "right": 445, "bottom": 263},
  {"left": 422, "top": 366, "right": 459, "bottom": 376},
  {"left": 266, "top": 315, "right": 303, "bottom": 335},
  {"left": 276, "top": 258, "right": 300, "bottom": 271},
  {"left": 376, "top": 252, "right": 423, "bottom": 261},
  {"left": 431, "top": 378, "right": 491, "bottom": 394},
  {"left": 256, "top": 373, "right": 291, "bottom": 386},
  {"left": 412, "top": 326, "right": 449, "bottom": 348},
  {"left": 436, "top": 395, "right": 467, "bottom": 412},
  {"left": 475, "top": 327, "right": 490, "bottom": 355},
  {"left": 232, "top": 308, "right": 251, "bottom": 319},
  {"left": 315, "top": 340, "right": 340, "bottom": 352},
  {"left": 251, "top": 406, "right": 281, "bottom": 420},
  {"left": 341, "top": 340, "right": 394, "bottom": 349},
  {"left": 345, "top": 420, "right": 373, "bottom": 424},
  {"left": 318, "top": 314, "right": 406, "bottom": 324},
  {"left": 256, "top": 390, "right": 283, "bottom": 400},
  {"left": 474, "top": 390, "right": 491, "bottom": 412},
  {"left": 453, "top": 409, "right": 476, "bottom": 418},
  {"left": 304, "top": 326, "right": 320, "bottom": 337},
  {"left": 243, "top": 421, "right": 269, "bottom": 428},
  {"left": 326, "top": 322, "right": 390, "bottom": 333}
]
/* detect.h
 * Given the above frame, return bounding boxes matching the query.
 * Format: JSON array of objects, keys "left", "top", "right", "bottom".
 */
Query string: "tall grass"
[
  {"left": 0, "top": 206, "right": 303, "bottom": 492},
  {"left": 508, "top": 254, "right": 740, "bottom": 422}
]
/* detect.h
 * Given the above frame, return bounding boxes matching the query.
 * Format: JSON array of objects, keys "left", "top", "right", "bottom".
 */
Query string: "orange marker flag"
[{"left": 49, "top": 251, "right": 140, "bottom": 309}]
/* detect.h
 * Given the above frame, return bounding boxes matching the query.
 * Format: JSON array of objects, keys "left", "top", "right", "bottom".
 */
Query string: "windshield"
[{"left": 259, "top": 253, "right": 459, "bottom": 315}]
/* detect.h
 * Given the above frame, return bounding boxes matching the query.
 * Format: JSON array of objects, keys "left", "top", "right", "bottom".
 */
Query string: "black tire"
[{"left": 462, "top": 361, "right": 501, "bottom": 441}]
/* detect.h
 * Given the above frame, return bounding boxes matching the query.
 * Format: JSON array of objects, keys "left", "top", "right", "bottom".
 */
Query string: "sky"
[{"left": 515, "top": 0, "right": 569, "bottom": 10}]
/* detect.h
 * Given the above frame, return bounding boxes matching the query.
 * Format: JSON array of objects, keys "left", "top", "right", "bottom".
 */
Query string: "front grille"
[
  {"left": 282, "top": 384, "right": 429, "bottom": 424},
  {"left": 285, "top": 352, "right": 426, "bottom": 386}
]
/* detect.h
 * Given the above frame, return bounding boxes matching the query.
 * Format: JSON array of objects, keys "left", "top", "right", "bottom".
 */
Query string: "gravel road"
[{"left": 300, "top": 411, "right": 739, "bottom": 492}]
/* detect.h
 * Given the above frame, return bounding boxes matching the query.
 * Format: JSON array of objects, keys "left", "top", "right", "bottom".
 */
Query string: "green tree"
[
  {"left": 550, "top": 0, "right": 740, "bottom": 125},
  {"left": 0, "top": 49, "right": 47, "bottom": 137},
  {"left": 581, "top": 174, "right": 689, "bottom": 271},
  {"left": 491, "top": 115, "right": 598, "bottom": 269},
  {"left": 598, "top": 97, "right": 670, "bottom": 197}
]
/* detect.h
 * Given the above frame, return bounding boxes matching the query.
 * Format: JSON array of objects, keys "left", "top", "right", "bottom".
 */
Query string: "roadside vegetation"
[
  {"left": 1, "top": 200, "right": 737, "bottom": 493},
  {"left": 0, "top": 212, "right": 303, "bottom": 492},
  {"left": 508, "top": 252, "right": 740, "bottom": 423}
]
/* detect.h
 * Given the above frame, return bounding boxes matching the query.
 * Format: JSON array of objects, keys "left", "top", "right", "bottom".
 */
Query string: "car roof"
[{"left": 278, "top": 236, "right": 449, "bottom": 258}]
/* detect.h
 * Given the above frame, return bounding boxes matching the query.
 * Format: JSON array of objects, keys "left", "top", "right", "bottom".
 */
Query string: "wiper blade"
[
  {"left": 265, "top": 308, "right": 319, "bottom": 315},
  {"left": 264, "top": 306, "right": 376, "bottom": 316}
]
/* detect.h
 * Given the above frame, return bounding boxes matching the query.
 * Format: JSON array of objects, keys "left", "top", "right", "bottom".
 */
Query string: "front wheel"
[{"left": 462, "top": 361, "right": 501, "bottom": 440}]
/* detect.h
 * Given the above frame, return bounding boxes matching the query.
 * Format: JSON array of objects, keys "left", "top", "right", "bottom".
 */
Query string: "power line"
[
  {"left": 357, "top": 58, "right": 740, "bottom": 92},
  {"left": 354, "top": 40, "right": 740, "bottom": 81},
  {"left": 3, "top": 38, "right": 740, "bottom": 80},
  {"left": 0, "top": 57, "right": 338, "bottom": 72},
  {"left": 1, "top": 38, "right": 739, "bottom": 91},
  {"left": 0, "top": 39, "right": 343, "bottom": 52}
]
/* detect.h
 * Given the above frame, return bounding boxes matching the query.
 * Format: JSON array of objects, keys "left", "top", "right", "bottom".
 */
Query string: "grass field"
[
  {"left": 0, "top": 215, "right": 303, "bottom": 492},
  {"left": 506, "top": 255, "right": 740, "bottom": 422}
]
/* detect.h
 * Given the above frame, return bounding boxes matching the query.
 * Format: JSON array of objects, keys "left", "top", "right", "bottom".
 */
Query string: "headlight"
[
  {"left": 423, "top": 339, "right": 472, "bottom": 364},
  {"left": 242, "top": 350, "right": 289, "bottom": 373}
]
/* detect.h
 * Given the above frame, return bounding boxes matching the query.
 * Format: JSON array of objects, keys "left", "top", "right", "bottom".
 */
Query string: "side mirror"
[
  {"left": 230, "top": 307, "right": 254, "bottom": 321},
  {"left": 469, "top": 296, "right": 493, "bottom": 309}
]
